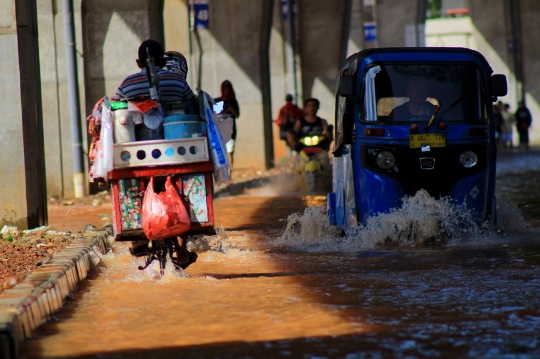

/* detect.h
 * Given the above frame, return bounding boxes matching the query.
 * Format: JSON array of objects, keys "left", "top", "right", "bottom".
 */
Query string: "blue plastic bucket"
[{"left": 163, "top": 114, "right": 206, "bottom": 139}]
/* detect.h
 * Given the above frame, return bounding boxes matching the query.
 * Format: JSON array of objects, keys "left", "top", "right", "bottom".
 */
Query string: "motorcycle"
[
  {"left": 292, "top": 133, "right": 332, "bottom": 193},
  {"left": 90, "top": 91, "right": 230, "bottom": 275}
]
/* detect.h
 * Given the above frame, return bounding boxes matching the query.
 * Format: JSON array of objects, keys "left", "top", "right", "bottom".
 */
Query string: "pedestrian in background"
[
  {"left": 515, "top": 101, "right": 532, "bottom": 151},
  {"left": 500, "top": 103, "right": 515, "bottom": 151},
  {"left": 215, "top": 80, "right": 240, "bottom": 171},
  {"left": 276, "top": 94, "right": 303, "bottom": 149},
  {"left": 493, "top": 104, "right": 504, "bottom": 145}
]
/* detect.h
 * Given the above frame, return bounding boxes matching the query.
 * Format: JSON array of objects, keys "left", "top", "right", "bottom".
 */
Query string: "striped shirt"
[{"left": 116, "top": 66, "right": 196, "bottom": 103}]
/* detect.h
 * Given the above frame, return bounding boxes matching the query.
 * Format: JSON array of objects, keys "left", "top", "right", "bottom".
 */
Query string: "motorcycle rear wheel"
[{"left": 138, "top": 237, "right": 180, "bottom": 276}]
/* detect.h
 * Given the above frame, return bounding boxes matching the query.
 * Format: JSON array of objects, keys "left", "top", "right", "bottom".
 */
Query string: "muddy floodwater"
[{"left": 20, "top": 151, "right": 540, "bottom": 359}]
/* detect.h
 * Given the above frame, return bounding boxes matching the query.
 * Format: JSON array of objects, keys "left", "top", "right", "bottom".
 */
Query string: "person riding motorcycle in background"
[{"left": 286, "top": 98, "right": 333, "bottom": 152}]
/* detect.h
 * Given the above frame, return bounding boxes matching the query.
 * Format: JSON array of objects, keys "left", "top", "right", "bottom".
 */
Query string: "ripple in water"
[{"left": 276, "top": 189, "right": 535, "bottom": 252}]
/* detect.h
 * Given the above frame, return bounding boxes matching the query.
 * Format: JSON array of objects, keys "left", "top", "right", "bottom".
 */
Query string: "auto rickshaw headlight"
[
  {"left": 459, "top": 151, "right": 478, "bottom": 168},
  {"left": 376, "top": 151, "right": 395, "bottom": 170}
]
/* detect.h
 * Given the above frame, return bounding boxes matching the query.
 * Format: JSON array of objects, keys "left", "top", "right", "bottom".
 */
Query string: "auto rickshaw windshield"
[{"left": 362, "top": 64, "right": 485, "bottom": 123}]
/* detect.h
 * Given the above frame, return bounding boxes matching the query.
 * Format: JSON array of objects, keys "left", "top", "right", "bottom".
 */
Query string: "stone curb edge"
[{"left": 0, "top": 229, "right": 111, "bottom": 359}]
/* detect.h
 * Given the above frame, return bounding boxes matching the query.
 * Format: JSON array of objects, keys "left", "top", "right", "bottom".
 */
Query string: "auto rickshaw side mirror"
[
  {"left": 338, "top": 74, "right": 356, "bottom": 98},
  {"left": 491, "top": 74, "right": 507, "bottom": 98}
]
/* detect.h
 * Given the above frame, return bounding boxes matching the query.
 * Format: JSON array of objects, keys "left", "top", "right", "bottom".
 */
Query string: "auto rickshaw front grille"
[{"left": 360, "top": 144, "right": 489, "bottom": 199}]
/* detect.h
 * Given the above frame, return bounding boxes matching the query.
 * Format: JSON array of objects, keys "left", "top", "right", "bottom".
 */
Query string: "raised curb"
[{"left": 0, "top": 230, "right": 111, "bottom": 359}]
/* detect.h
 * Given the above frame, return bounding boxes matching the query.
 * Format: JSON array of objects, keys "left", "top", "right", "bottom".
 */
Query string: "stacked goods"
[{"left": 118, "top": 179, "right": 143, "bottom": 230}]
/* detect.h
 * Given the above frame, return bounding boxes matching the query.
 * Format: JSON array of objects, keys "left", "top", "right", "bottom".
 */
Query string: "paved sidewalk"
[{"left": 0, "top": 230, "right": 110, "bottom": 359}]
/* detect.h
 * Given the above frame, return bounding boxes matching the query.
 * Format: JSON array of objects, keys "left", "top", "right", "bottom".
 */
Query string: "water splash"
[
  {"left": 275, "top": 189, "right": 533, "bottom": 252},
  {"left": 100, "top": 243, "right": 187, "bottom": 283},
  {"left": 187, "top": 226, "right": 238, "bottom": 253}
]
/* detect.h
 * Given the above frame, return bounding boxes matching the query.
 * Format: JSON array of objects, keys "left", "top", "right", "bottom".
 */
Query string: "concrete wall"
[
  {"left": 425, "top": 0, "right": 540, "bottom": 146},
  {"left": 82, "top": 0, "right": 164, "bottom": 111},
  {"left": 37, "top": 0, "right": 164, "bottom": 198},
  {"left": 297, "top": 0, "right": 349, "bottom": 123},
  {"left": 269, "top": 0, "right": 290, "bottom": 161},
  {"left": 165, "top": 0, "right": 274, "bottom": 171},
  {"left": 163, "top": 0, "right": 190, "bottom": 62},
  {"left": 346, "top": 0, "right": 364, "bottom": 58},
  {"left": 376, "top": 0, "right": 417, "bottom": 47},
  {"left": 37, "top": 0, "right": 87, "bottom": 198},
  {"left": 269, "top": 0, "right": 357, "bottom": 161},
  {"left": 519, "top": 0, "right": 540, "bottom": 144},
  {"left": 0, "top": 0, "right": 47, "bottom": 229}
]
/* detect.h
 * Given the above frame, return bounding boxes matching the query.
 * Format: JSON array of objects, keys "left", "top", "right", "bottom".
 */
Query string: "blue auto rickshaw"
[{"left": 327, "top": 47, "right": 508, "bottom": 229}]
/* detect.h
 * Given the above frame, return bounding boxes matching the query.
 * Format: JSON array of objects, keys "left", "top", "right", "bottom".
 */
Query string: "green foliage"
[
  {"left": 428, "top": 0, "right": 442, "bottom": 19},
  {"left": 3, "top": 233, "right": 15, "bottom": 242}
]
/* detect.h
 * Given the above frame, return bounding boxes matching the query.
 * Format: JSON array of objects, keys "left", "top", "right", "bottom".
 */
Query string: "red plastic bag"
[{"left": 142, "top": 176, "right": 191, "bottom": 240}]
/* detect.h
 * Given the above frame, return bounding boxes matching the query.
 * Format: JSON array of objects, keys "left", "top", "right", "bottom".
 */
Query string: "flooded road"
[{"left": 20, "top": 151, "right": 540, "bottom": 359}]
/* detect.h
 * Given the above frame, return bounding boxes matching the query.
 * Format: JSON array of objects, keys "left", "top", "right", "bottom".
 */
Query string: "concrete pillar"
[
  {"left": 37, "top": 0, "right": 87, "bottom": 199},
  {"left": 518, "top": 2, "right": 540, "bottom": 97},
  {"left": 37, "top": 0, "right": 62, "bottom": 197},
  {"left": 82, "top": 0, "right": 164, "bottom": 113},
  {"left": 269, "top": 0, "right": 292, "bottom": 161},
  {"left": 173, "top": 0, "right": 274, "bottom": 171},
  {"left": 81, "top": 0, "right": 164, "bottom": 193},
  {"left": 376, "top": 0, "right": 417, "bottom": 47},
  {"left": 469, "top": 0, "right": 540, "bottom": 144},
  {"left": 0, "top": 0, "right": 47, "bottom": 229},
  {"left": 515, "top": 0, "right": 540, "bottom": 144},
  {"left": 297, "top": 0, "right": 350, "bottom": 123},
  {"left": 163, "top": 0, "right": 191, "bottom": 62},
  {"left": 346, "top": 0, "right": 364, "bottom": 57}
]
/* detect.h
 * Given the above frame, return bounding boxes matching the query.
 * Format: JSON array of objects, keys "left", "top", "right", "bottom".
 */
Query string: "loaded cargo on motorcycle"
[
  {"left": 327, "top": 47, "right": 507, "bottom": 229},
  {"left": 87, "top": 41, "right": 232, "bottom": 274}
]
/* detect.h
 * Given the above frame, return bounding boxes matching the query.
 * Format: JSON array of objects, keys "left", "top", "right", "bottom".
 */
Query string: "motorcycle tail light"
[
  {"left": 459, "top": 151, "right": 478, "bottom": 168},
  {"left": 376, "top": 151, "right": 395, "bottom": 170}
]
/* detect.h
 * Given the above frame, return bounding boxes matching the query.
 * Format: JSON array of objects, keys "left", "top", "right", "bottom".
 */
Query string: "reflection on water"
[
  {"left": 20, "top": 152, "right": 540, "bottom": 359},
  {"left": 497, "top": 150, "right": 540, "bottom": 221}
]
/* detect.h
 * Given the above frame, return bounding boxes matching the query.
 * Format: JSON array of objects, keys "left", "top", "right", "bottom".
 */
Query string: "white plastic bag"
[
  {"left": 215, "top": 116, "right": 234, "bottom": 144},
  {"left": 93, "top": 97, "right": 114, "bottom": 179},
  {"left": 199, "top": 90, "right": 231, "bottom": 186}
]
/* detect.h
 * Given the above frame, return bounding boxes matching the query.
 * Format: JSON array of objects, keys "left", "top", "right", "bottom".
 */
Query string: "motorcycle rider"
[
  {"left": 277, "top": 94, "right": 304, "bottom": 146},
  {"left": 286, "top": 98, "right": 333, "bottom": 152}
]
